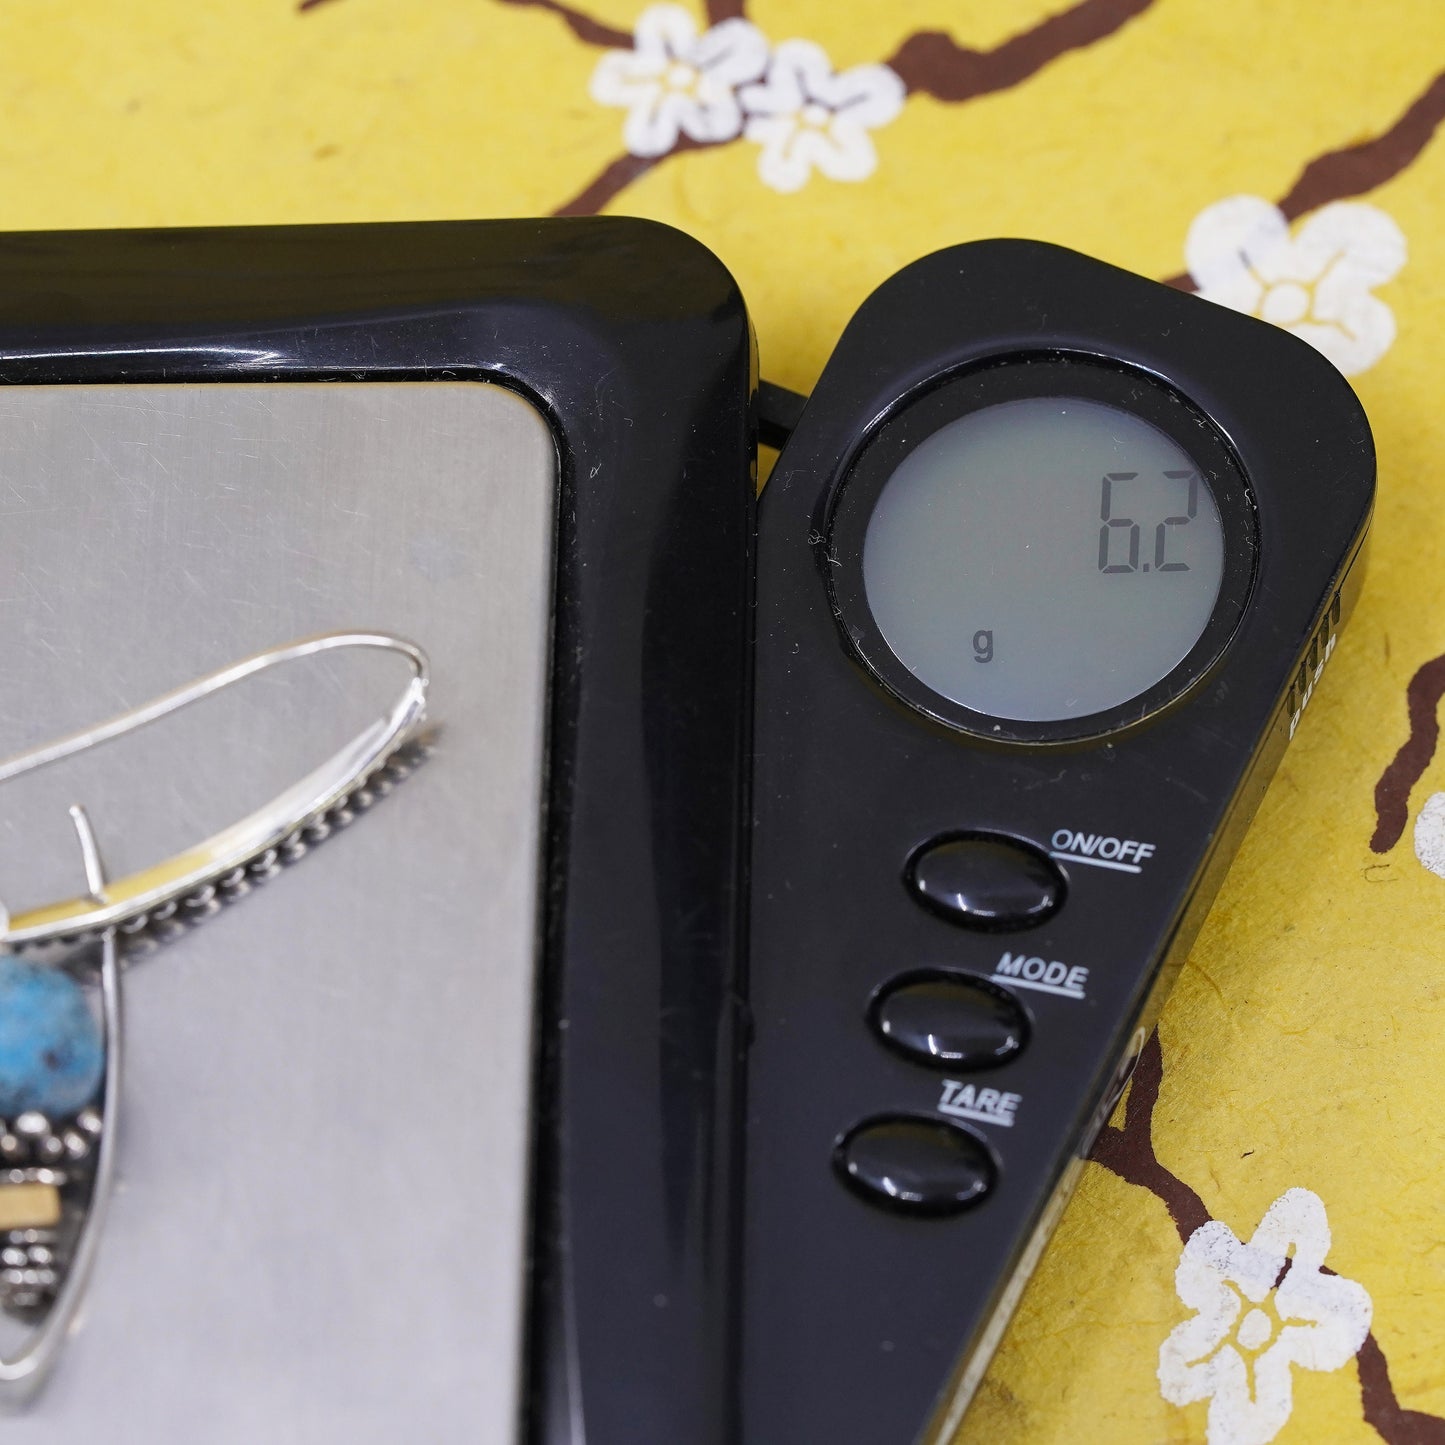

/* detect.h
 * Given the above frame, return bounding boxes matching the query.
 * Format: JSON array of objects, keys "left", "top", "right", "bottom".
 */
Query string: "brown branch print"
[
  {"left": 492, "top": 0, "right": 633, "bottom": 50},
  {"left": 1371, "top": 651, "right": 1445, "bottom": 852},
  {"left": 1165, "top": 66, "right": 1445, "bottom": 291},
  {"left": 1089, "top": 1031, "right": 1210, "bottom": 1242},
  {"left": 555, "top": 135, "right": 718, "bottom": 217},
  {"left": 1090, "top": 1030, "right": 1445, "bottom": 1442},
  {"left": 1358, "top": 1333, "right": 1445, "bottom": 1444},
  {"left": 556, "top": 0, "right": 1159, "bottom": 216},
  {"left": 556, "top": 153, "right": 663, "bottom": 217},
  {"left": 886, "top": 0, "right": 1153, "bottom": 101},
  {"left": 1278, "top": 69, "right": 1445, "bottom": 222}
]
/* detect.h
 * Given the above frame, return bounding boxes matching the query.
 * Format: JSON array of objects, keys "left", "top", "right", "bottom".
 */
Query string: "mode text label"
[{"left": 993, "top": 950, "right": 1088, "bottom": 1000}]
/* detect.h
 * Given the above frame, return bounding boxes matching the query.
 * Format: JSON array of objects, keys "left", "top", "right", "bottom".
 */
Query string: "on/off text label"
[{"left": 1049, "top": 827, "right": 1155, "bottom": 874}]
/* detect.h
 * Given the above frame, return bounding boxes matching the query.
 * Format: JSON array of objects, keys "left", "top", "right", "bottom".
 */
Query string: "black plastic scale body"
[{"left": 741, "top": 241, "right": 1374, "bottom": 1442}]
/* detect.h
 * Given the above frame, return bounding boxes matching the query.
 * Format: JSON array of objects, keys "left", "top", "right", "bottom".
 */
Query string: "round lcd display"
[
  {"left": 861, "top": 396, "right": 1224, "bottom": 722},
  {"left": 828, "top": 359, "right": 1258, "bottom": 739}
]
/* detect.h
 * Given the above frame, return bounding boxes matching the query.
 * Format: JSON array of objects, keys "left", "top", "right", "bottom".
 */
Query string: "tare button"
[{"left": 834, "top": 1115, "right": 996, "bottom": 1215}]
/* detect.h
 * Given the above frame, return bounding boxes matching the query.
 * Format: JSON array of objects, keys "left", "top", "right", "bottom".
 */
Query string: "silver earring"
[{"left": 0, "top": 631, "right": 429, "bottom": 1403}]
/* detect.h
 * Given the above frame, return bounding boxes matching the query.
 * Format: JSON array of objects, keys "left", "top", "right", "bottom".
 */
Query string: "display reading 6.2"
[
  {"left": 859, "top": 395, "right": 1228, "bottom": 723},
  {"left": 1098, "top": 470, "right": 1199, "bottom": 575}
]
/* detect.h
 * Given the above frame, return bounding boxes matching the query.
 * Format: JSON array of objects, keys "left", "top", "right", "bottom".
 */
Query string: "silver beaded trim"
[
  {"left": 0, "top": 1106, "right": 102, "bottom": 1169},
  {"left": 0, "top": 1109, "right": 103, "bottom": 1316},
  {"left": 108, "top": 735, "right": 432, "bottom": 958},
  {"left": 1, "top": 1230, "right": 59, "bottom": 1313}
]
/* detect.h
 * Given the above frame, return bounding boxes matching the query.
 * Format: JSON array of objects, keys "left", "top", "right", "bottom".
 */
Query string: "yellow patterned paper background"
[{"left": 4, "top": 2, "right": 1444, "bottom": 1441}]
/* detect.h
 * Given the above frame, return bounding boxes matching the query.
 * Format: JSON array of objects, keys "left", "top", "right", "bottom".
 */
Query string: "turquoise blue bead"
[{"left": 0, "top": 958, "right": 104, "bottom": 1117}]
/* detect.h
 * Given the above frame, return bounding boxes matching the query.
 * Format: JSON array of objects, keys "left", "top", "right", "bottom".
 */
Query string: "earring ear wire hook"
[
  {"left": 0, "top": 632, "right": 429, "bottom": 949},
  {"left": 68, "top": 806, "right": 108, "bottom": 905}
]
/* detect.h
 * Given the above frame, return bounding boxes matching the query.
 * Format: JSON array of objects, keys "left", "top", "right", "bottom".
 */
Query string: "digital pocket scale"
[
  {"left": 744, "top": 240, "right": 1372, "bottom": 1443},
  {"left": 0, "top": 223, "right": 1371, "bottom": 1444}
]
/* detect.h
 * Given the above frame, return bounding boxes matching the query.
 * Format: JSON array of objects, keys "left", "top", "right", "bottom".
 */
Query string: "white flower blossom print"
[
  {"left": 739, "top": 40, "right": 905, "bottom": 194},
  {"left": 589, "top": 5, "right": 768, "bottom": 159},
  {"left": 1412, "top": 791, "right": 1445, "bottom": 877},
  {"left": 1185, "top": 196, "right": 1406, "bottom": 376},
  {"left": 1159, "top": 1188, "right": 1372, "bottom": 1445}
]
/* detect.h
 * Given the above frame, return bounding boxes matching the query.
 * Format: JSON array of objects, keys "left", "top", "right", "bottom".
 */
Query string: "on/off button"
[{"left": 906, "top": 833, "right": 1064, "bottom": 930}]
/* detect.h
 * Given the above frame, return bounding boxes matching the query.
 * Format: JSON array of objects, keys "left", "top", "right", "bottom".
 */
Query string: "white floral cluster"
[
  {"left": 590, "top": 4, "right": 905, "bottom": 194},
  {"left": 1186, "top": 196, "right": 1406, "bottom": 376},
  {"left": 1159, "top": 1188, "right": 1372, "bottom": 1444}
]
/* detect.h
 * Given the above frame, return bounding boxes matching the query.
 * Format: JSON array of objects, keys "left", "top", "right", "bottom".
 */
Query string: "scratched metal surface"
[{"left": 0, "top": 382, "right": 556, "bottom": 1442}]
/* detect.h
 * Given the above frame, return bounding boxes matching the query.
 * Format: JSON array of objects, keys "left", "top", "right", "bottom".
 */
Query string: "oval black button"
[
  {"left": 835, "top": 1115, "right": 995, "bottom": 1214},
  {"left": 907, "top": 833, "right": 1063, "bottom": 929},
  {"left": 871, "top": 972, "right": 1027, "bottom": 1069}
]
